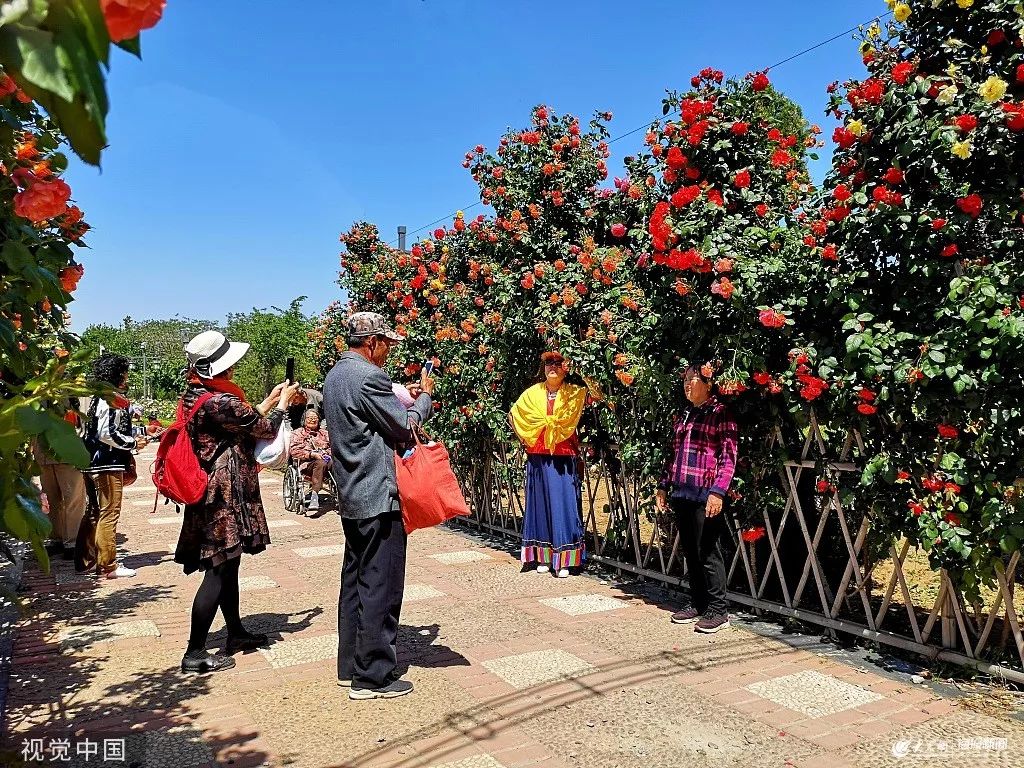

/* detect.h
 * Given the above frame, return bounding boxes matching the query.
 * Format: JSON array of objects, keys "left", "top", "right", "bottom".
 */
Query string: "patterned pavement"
[{"left": 3, "top": 445, "right": 1022, "bottom": 767}]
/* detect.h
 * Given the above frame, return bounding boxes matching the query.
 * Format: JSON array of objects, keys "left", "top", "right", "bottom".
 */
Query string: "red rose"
[
  {"left": 908, "top": 501, "right": 924, "bottom": 517},
  {"left": 767, "top": 128, "right": 783, "bottom": 143},
  {"left": 937, "top": 424, "right": 959, "bottom": 439},
  {"left": 833, "top": 184, "right": 852, "bottom": 202},
  {"left": 897, "top": 471, "right": 911, "bottom": 482},
  {"left": 750, "top": 72, "right": 770, "bottom": 91},
  {"left": 882, "top": 167, "right": 905, "bottom": 185},
  {"left": 833, "top": 127, "right": 857, "bottom": 149},
  {"left": 1002, "top": 102, "right": 1024, "bottom": 131},
  {"left": 944, "top": 483, "right": 961, "bottom": 496},
  {"left": 931, "top": 218, "right": 946, "bottom": 230},
  {"left": 988, "top": 30, "right": 1007, "bottom": 46},
  {"left": 857, "top": 403, "right": 877, "bottom": 415},
  {"left": 857, "top": 388, "right": 876, "bottom": 402},
  {"left": 671, "top": 185, "right": 701, "bottom": 208},
  {"left": 433, "top": 228, "right": 446, "bottom": 239},
  {"left": 941, "top": 244, "right": 959, "bottom": 258},
  {"left": 953, "top": 114, "right": 978, "bottom": 132},
  {"left": 610, "top": 223, "right": 626, "bottom": 238},
  {"left": 520, "top": 131, "right": 541, "bottom": 145},
  {"left": 707, "top": 189, "right": 724, "bottom": 207},
  {"left": 13, "top": 177, "right": 72, "bottom": 223},
  {"left": 770, "top": 149, "right": 793, "bottom": 168},
  {"left": 734, "top": 170, "right": 751, "bottom": 189},
  {"left": 758, "top": 308, "right": 786, "bottom": 328},
  {"left": 520, "top": 274, "right": 535, "bottom": 289},
  {"left": 731, "top": 122, "right": 750, "bottom": 135},
  {"left": 59, "top": 264, "right": 84, "bottom": 293},
  {"left": 922, "top": 476, "right": 944, "bottom": 493},
  {"left": 1018, "top": 64, "right": 1024, "bottom": 84},
  {"left": 956, "top": 193, "right": 983, "bottom": 218},
  {"left": 803, "top": 235, "right": 817, "bottom": 248},
  {"left": 753, "top": 372, "right": 772, "bottom": 385},
  {"left": 666, "top": 147, "right": 687, "bottom": 170},
  {"left": 101, "top": 0, "right": 165, "bottom": 42},
  {"left": 821, "top": 244, "right": 838, "bottom": 261},
  {"left": 740, "top": 527, "right": 766, "bottom": 543},
  {"left": 891, "top": 61, "right": 915, "bottom": 85},
  {"left": 755, "top": 203, "right": 768, "bottom": 217}
]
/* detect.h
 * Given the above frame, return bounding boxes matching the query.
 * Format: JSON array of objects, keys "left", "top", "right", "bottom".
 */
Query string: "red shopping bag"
[{"left": 395, "top": 429, "right": 470, "bottom": 534}]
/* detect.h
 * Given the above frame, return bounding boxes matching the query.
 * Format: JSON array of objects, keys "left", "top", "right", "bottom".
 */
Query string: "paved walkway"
[{"left": 3, "top": 446, "right": 1022, "bottom": 767}]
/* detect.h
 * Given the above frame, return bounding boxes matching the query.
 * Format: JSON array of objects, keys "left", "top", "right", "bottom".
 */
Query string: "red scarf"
[{"left": 187, "top": 373, "right": 249, "bottom": 404}]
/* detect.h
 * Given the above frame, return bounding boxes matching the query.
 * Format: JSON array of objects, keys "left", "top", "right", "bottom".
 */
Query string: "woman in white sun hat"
[{"left": 175, "top": 330, "right": 300, "bottom": 674}]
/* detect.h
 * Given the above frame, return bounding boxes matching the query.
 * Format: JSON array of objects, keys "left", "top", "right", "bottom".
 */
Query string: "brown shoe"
[
  {"left": 670, "top": 606, "right": 700, "bottom": 624},
  {"left": 695, "top": 613, "right": 731, "bottom": 634}
]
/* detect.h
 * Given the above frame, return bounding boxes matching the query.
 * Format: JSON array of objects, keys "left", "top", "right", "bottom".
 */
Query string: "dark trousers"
[
  {"left": 672, "top": 497, "right": 729, "bottom": 615},
  {"left": 338, "top": 512, "right": 407, "bottom": 688}
]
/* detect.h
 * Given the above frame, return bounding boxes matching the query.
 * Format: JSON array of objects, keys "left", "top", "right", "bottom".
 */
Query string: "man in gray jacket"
[{"left": 323, "top": 312, "right": 434, "bottom": 700}]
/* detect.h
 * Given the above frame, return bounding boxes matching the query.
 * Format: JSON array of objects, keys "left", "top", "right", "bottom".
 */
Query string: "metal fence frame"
[{"left": 454, "top": 416, "right": 1024, "bottom": 684}]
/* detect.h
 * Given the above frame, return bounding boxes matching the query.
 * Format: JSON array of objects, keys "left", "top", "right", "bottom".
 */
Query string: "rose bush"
[{"left": 810, "top": 0, "right": 1024, "bottom": 598}]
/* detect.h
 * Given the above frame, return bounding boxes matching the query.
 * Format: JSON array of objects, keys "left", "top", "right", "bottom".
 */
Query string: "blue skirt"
[{"left": 521, "top": 454, "right": 586, "bottom": 569}]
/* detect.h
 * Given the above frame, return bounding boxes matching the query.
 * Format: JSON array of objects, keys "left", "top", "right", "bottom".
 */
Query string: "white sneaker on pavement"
[
  {"left": 536, "top": 564, "right": 549, "bottom": 574},
  {"left": 556, "top": 569, "right": 570, "bottom": 578},
  {"left": 105, "top": 565, "right": 137, "bottom": 579}
]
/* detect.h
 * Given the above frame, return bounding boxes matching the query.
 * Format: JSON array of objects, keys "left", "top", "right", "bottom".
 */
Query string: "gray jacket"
[{"left": 323, "top": 352, "right": 432, "bottom": 520}]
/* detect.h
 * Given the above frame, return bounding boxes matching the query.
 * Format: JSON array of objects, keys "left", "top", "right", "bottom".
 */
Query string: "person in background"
[
  {"left": 324, "top": 312, "right": 433, "bottom": 700},
  {"left": 289, "top": 409, "right": 331, "bottom": 514},
  {"left": 175, "top": 330, "right": 300, "bottom": 674},
  {"left": 80, "top": 354, "right": 145, "bottom": 579},
  {"left": 510, "top": 351, "right": 601, "bottom": 578},
  {"left": 33, "top": 399, "right": 86, "bottom": 561},
  {"left": 655, "top": 363, "right": 738, "bottom": 634}
]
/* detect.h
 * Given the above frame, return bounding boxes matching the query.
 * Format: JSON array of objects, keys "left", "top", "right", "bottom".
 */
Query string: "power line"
[{"left": 384, "top": 11, "right": 893, "bottom": 248}]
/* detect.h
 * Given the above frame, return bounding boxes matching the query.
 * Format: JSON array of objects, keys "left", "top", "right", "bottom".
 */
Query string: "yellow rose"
[
  {"left": 936, "top": 84, "right": 959, "bottom": 105},
  {"left": 455, "top": 210, "right": 464, "bottom": 219},
  {"left": 867, "top": 23, "right": 882, "bottom": 40},
  {"left": 848, "top": 119, "right": 867, "bottom": 137},
  {"left": 885, "top": 0, "right": 896, "bottom": 8},
  {"left": 951, "top": 140, "right": 972, "bottom": 159},
  {"left": 894, "top": 3, "right": 912, "bottom": 22},
  {"left": 979, "top": 76, "right": 1008, "bottom": 103},
  {"left": 956, "top": 0, "right": 974, "bottom": 7}
]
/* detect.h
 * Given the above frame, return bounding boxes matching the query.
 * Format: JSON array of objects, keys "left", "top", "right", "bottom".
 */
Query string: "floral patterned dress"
[{"left": 174, "top": 385, "right": 283, "bottom": 574}]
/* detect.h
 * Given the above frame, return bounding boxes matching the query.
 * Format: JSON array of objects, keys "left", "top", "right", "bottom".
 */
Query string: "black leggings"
[{"left": 186, "top": 557, "right": 243, "bottom": 654}]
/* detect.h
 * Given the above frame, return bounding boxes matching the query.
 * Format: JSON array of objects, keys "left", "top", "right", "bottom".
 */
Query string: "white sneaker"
[
  {"left": 105, "top": 565, "right": 136, "bottom": 579},
  {"left": 535, "top": 564, "right": 550, "bottom": 574},
  {"left": 307, "top": 493, "right": 320, "bottom": 511},
  {"left": 556, "top": 569, "right": 570, "bottom": 578}
]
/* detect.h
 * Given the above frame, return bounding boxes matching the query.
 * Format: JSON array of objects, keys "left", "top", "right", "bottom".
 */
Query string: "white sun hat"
[{"left": 185, "top": 330, "right": 250, "bottom": 379}]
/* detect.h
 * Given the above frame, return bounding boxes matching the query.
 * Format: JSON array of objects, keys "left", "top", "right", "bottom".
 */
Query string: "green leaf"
[
  {"left": 14, "top": 405, "right": 50, "bottom": 435},
  {"left": 959, "top": 306, "right": 974, "bottom": 322},
  {"left": 928, "top": 349, "right": 946, "bottom": 363},
  {"left": 0, "top": 0, "right": 49, "bottom": 26},
  {"left": 115, "top": 35, "right": 141, "bottom": 57},
  {"left": 0, "top": 23, "right": 74, "bottom": 101},
  {"left": 66, "top": 0, "right": 112, "bottom": 65},
  {"left": 44, "top": 419, "right": 89, "bottom": 468}
]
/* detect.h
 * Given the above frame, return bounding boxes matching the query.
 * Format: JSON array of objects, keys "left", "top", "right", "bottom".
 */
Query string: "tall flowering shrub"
[
  {"left": 815, "top": 0, "right": 1024, "bottom": 597},
  {"left": 1, "top": 3, "right": 163, "bottom": 559}
]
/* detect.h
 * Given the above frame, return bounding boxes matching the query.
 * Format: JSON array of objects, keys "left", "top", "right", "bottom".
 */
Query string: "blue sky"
[{"left": 67, "top": 0, "right": 886, "bottom": 332}]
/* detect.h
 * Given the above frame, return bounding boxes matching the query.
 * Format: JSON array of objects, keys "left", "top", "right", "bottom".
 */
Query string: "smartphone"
[
  {"left": 423, "top": 359, "right": 435, "bottom": 376},
  {"left": 285, "top": 357, "right": 295, "bottom": 384}
]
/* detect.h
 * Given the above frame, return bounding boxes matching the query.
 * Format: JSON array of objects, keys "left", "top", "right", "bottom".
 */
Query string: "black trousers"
[
  {"left": 672, "top": 497, "right": 729, "bottom": 615},
  {"left": 338, "top": 511, "right": 407, "bottom": 688}
]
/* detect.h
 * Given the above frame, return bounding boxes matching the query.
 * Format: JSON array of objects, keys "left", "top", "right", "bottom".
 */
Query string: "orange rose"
[
  {"left": 60, "top": 264, "right": 85, "bottom": 293},
  {"left": 13, "top": 178, "right": 71, "bottom": 223},
  {"left": 615, "top": 370, "right": 635, "bottom": 386},
  {"left": 101, "top": 0, "right": 165, "bottom": 42}
]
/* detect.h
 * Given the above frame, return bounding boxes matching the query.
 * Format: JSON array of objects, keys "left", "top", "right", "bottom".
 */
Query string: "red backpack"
[{"left": 151, "top": 392, "right": 215, "bottom": 508}]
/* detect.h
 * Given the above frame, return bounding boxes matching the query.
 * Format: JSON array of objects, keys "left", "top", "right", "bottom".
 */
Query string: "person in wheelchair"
[{"left": 288, "top": 409, "right": 331, "bottom": 513}]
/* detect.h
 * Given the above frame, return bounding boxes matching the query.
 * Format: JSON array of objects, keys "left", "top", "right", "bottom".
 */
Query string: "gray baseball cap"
[{"left": 348, "top": 312, "right": 403, "bottom": 341}]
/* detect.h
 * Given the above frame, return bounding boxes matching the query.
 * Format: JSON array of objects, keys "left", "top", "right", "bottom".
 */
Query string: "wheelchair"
[{"left": 283, "top": 454, "right": 336, "bottom": 515}]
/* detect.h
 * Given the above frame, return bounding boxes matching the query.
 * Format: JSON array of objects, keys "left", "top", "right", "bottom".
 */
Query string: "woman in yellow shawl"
[{"left": 510, "top": 351, "right": 597, "bottom": 577}]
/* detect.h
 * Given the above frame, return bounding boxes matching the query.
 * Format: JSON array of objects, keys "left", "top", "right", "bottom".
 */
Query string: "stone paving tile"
[
  {"left": 267, "top": 519, "right": 301, "bottom": 529},
  {"left": 405, "top": 583, "right": 447, "bottom": 602},
  {"left": 429, "top": 551, "right": 493, "bottom": 565},
  {"left": 259, "top": 633, "right": 338, "bottom": 669},
  {"left": 745, "top": 669, "right": 883, "bottom": 719},
  {"left": 429, "top": 755, "right": 506, "bottom": 768},
  {"left": 481, "top": 648, "right": 593, "bottom": 689},
  {"left": 238, "top": 575, "right": 279, "bottom": 592},
  {"left": 58, "top": 619, "right": 160, "bottom": 651},
  {"left": 147, "top": 516, "right": 181, "bottom": 525},
  {"left": 292, "top": 544, "right": 345, "bottom": 559},
  {"left": 145, "top": 727, "right": 216, "bottom": 768},
  {"left": 538, "top": 593, "right": 626, "bottom": 616}
]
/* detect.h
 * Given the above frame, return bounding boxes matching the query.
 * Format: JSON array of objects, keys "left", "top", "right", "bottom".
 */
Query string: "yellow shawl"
[{"left": 510, "top": 383, "right": 586, "bottom": 454}]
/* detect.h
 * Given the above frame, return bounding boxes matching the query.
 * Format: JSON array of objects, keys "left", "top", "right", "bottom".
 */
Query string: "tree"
[{"left": 226, "top": 298, "right": 317, "bottom": 398}]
